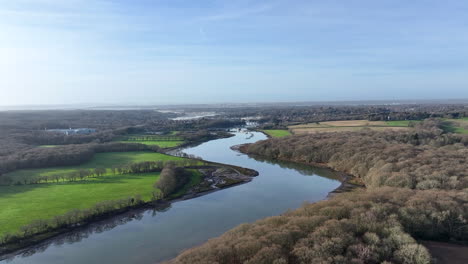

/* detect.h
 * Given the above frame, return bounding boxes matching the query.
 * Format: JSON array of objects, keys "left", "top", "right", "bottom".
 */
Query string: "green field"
[
  {"left": 261, "top": 130, "right": 292, "bottom": 138},
  {"left": 289, "top": 120, "right": 415, "bottom": 134},
  {"left": 0, "top": 172, "right": 160, "bottom": 236},
  {"left": 453, "top": 127, "right": 468, "bottom": 134},
  {"left": 4, "top": 152, "right": 184, "bottom": 182},
  {"left": 0, "top": 151, "right": 203, "bottom": 236},
  {"left": 117, "top": 134, "right": 185, "bottom": 148},
  {"left": 384, "top": 120, "right": 420, "bottom": 127},
  {"left": 442, "top": 119, "right": 468, "bottom": 134},
  {"left": 442, "top": 123, "right": 468, "bottom": 134},
  {"left": 0, "top": 152, "right": 192, "bottom": 235},
  {"left": 119, "top": 140, "right": 184, "bottom": 147}
]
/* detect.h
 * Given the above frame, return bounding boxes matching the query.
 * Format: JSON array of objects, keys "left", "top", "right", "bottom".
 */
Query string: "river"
[{"left": 1, "top": 130, "right": 340, "bottom": 264}]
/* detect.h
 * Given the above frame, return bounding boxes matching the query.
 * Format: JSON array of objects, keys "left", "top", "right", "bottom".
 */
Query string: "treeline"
[
  {"left": 0, "top": 160, "right": 199, "bottom": 186},
  {"left": 17, "top": 130, "right": 117, "bottom": 146},
  {"left": 0, "top": 142, "right": 153, "bottom": 176},
  {"left": 0, "top": 164, "right": 196, "bottom": 246},
  {"left": 222, "top": 104, "right": 468, "bottom": 128},
  {"left": 0, "top": 110, "right": 237, "bottom": 160},
  {"left": 0, "top": 110, "right": 172, "bottom": 131},
  {"left": 155, "top": 165, "right": 193, "bottom": 198},
  {"left": 244, "top": 123, "right": 468, "bottom": 190},
  {"left": 165, "top": 122, "right": 468, "bottom": 263},
  {"left": 168, "top": 187, "right": 467, "bottom": 264},
  {"left": 0, "top": 195, "right": 146, "bottom": 246}
]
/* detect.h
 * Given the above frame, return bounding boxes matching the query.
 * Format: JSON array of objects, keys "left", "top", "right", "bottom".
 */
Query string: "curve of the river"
[{"left": 1, "top": 130, "right": 340, "bottom": 264}]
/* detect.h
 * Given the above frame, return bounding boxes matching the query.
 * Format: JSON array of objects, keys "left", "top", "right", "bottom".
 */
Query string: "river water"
[{"left": 1, "top": 131, "right": 340, "bottom": 264}]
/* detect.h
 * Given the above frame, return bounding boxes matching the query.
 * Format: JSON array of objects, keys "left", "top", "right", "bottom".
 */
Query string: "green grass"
[
  {"left": 442, "top": 124, "right": 468, "bottom": 134},
  {"left": 119, "top": 140, "right": 184, "bottom": 147},
  {"left": 442, "top": 119, "right": 468, "bottom": 134},
  {"left": 38, "top": 145, "right": 58, "bottom": 148},
  {"left": 119, "top": 134, "right": 184, "bottom": 141},
  {"left": 0, "top": 150, "right": 207, "bottom": 237},
  {"left": 261, "top": 130, "right": 292, "bottom": 138},
  {"left": 0, "top": 172, "right": 160, "bottom": 236},
  {"left": 384, "top": 120, "right": 420, "bottom": 127},
  {"left": 4, "top": 152, "right": 185, "bottom": 183},
  {"left": 453, "top": 127, "right": 468, "bottom": 134},
  {"left": 116, "top": 133, "right": 185, "bottom": 148}
]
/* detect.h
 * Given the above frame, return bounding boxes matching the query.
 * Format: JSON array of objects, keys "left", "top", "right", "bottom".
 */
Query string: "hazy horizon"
[
  {"left": 1, "top": 0, "right": 468, "bottom": 105},
  {"left": 2, "top": 98, "right": 468, "bottom": 111}
]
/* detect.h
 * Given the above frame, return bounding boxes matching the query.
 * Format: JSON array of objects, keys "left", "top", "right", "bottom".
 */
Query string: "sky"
[{"left": 0, "top": 0, "right": 468, "bottom": 106}]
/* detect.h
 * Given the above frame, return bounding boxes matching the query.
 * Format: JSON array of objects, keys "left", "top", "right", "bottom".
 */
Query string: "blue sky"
[{"left": 0, "top": 0, "right": 467, "bottom": 105}]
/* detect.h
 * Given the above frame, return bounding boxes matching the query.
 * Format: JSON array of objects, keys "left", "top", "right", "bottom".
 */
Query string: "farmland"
[
  {"left": 261, "top": 129, "right": 292, "bottom": 138},
  {"left": 0, "top": 152, "right": 190, "bottom": 235},
  {"left": 0, "top": 172, "right": 160, "bottom": 236},
  {"left": 289, "top": 120, "right": 415, "bottom": 134},
  {"left": 2, "top": 152, "right": 185, "bottom": 184},
  {"left": 117, "top": 134, "right": 185, "bottom": 148},
  {"left": 442, "top": 118, "right": 468, "bottom": 134}
]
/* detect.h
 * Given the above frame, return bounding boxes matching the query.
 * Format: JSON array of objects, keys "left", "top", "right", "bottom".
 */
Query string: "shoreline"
[
  {"left": 231, "top": 143, "right": 365, "bottom": 196},
  {"left": 0, "top": 161, "right": 258, "bottom": 258},
  {"left": 2, "top": 131, "right": 359, "bottom": 260}
]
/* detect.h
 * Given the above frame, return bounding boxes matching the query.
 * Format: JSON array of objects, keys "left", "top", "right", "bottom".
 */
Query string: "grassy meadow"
[
  {"left": 261, "top": 130, "right": 292, "bottom": 138},
  {"left": 0, "top": 172, "right": 160, "bottom": 236},
  {"left": 443, "top": 118, "right": 468, "bottom": 134},
  {"left": 0, "top": 151, "right": 199, "bottom": 236},
  {"left": 4, "top": 152, "right": 184, "bottom": 182},
  {"left": 289, "top": 120, "right": 415, "bottom": 134},
  {"left": 119, "top": 140, "right": 185, "bottom": 147},
  {"left": 116, "top": 133, "right": 185, "bottom": 148}
]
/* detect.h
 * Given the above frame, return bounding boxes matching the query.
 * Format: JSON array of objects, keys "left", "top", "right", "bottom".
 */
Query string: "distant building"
[{"left": 46, "top": 128, "right": 96, "bottom": 135}]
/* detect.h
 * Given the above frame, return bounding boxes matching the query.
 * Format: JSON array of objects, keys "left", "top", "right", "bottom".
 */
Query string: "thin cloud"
[{"left": 199, "top": 3, "right": 275, "bottom": 22}]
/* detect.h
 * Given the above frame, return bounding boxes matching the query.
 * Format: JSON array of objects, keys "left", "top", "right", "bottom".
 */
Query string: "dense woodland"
[
  {"left": 169, "top": 120, "right": 468, "bottom": 264},
  {"left": 0, "top": 109, "right": 236, "bottom": 179},
  {"left": 169, "top": 188, "right": 467, "bottom": 264},
  {"left": 245, "top": 120, "right": 468, "bottom": 190},
  {"left": 1, "top": 105, "right": 468, "bottom": 263},
  {"left": 0, "top": 110, "right": 240, "bottom": 156}
]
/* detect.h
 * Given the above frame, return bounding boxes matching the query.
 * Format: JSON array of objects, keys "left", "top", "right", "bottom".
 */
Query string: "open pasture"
[
  {"left": 0, "top": 172, "right": 160, "bottom": 236},
  {"left": 2, "top": 152, "right": 185, "bottom": 185},
  {"left": 117, "top": 134, "right": 185, "bottom": 147},
  {"left": 261, "top": 130, "right": 292, "bottom": 138},
  {"left": 443, "top": 119, "right": 468, "bottom": 134},
  {"left": 289, "top": 120, "right": 414, "bottom": 134}
]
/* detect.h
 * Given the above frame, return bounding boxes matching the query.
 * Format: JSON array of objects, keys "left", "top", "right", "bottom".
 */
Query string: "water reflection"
[
  {"left": 247, "top": 154, "right": 340, "bottom": 181},
  {"left": 1, "top": 131, "right": 340, "bottom": 264},
  {"left": 1, "top": 204, "right": 173, "bottom": 262}
]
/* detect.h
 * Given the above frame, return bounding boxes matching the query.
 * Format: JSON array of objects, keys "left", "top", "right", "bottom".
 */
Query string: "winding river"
[{"left": 1, "top": 130, "right": 340, "bottom": 264}]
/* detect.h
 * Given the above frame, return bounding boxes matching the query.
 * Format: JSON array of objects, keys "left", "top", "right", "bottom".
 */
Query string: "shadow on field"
[{"left": 0, "top": 173, "right": 158, "bottom": 199}]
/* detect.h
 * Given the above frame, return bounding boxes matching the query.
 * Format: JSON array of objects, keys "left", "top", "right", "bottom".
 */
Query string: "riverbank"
[
  {"left": 231, "top": 143, "right": 364, "bottom": 196},
  {"left": 0, "top": 162, "right": 258, "bottom": 258},
  {"left": 1, "top": 130, "right": 343, "bottom": 264},
  {"left": 162, "top": 131, "right": 235, "bottom": 153}
]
